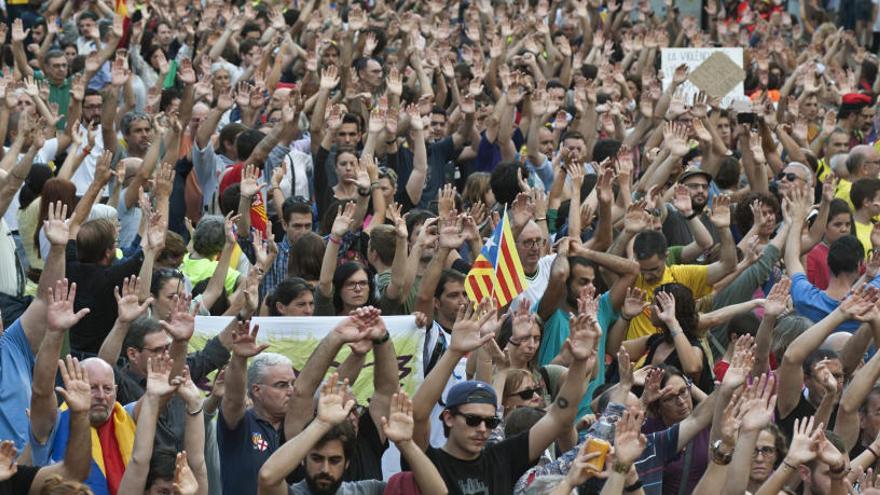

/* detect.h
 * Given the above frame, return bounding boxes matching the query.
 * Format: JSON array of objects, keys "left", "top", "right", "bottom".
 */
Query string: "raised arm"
[
  {"left": 98, "top": 277, "right": 152, "bottom": 366},
  {"left": 30, "top": 357, "right": 93, "bottom": 493},
  {"left": 528, "top": 312, "right": 596, "bottom": 462},
  {"left": 259, "top": 373, "right": 355, "bottom": 495},
  {"left": 285, "top": 313, "right": 371, "bottom": 437},
  {"left": 176, "top": 369, "right": 209, "bottom": 495},
  {"left": 317, "top": 202, "right": 356, "bottom": 300},
  {"left": 753, "top": 277, "right": 791, "bottom": 376},
  {"left": 405, "top": 104, "right": 428, "bottom": 206},
  {"left": 221, "top": 322, "right": 269, "bottom": 429},
  {"left": 30, "top": 279, "right": 90, "bottom": 444},
  {"left": 412, "top": 303, "right": 494, "bottom": 450},
  {"left": 705, "top": 195, "right": 737, "bottom": 285},
  {"left": 382, "top": 392, "right": 449, "bottom": 495},
  {"left": 117, "top": 354, "right": 182, "bottom": 494},
  {"left": 537, "top": 240, "right": 570, "bottom": 321}
]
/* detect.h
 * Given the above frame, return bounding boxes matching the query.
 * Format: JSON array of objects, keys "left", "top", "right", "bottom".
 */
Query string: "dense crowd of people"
[{"left": 3, "top": 0, "right": 880, "bottom": 494}]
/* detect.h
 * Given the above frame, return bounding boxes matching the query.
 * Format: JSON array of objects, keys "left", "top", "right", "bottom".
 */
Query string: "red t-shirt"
[{"left": 806, "top": 242, "right": 830, "bottom": 291}]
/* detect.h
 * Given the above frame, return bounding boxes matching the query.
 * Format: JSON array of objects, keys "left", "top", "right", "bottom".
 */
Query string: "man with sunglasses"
[
  {"left": 662, "top": 167, "right": 720, "bottom": 247},
  {"left": 411, "top": 304, "right": 594, "bottom": 494}
]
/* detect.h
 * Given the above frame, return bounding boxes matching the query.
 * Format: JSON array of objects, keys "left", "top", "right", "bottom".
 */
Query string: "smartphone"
[
  {"left": 737, "top": 112, "right": 757, "bottom": 125},
  {"left": 585, "top": 438, "right": 611, "bottom": 472}
]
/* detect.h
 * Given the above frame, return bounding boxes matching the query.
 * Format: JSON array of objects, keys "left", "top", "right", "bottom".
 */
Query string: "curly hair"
[
  {"left": 733, "top": 192, "right": 781, "bottom": 235},
  {"left": 654, "top": 283, "right": 701, "bottom": 339}
]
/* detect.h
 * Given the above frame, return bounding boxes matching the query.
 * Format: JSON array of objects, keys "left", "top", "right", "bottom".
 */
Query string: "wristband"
[
  {"left": 357, "top": 186, "right": 371, "bottom": 197},
  {"left": 867, "top": 445, "right": 879, "bottom": 458},
  {"left": 187, "top": 406, "right": 203, "bottom": 416},
  {"left": 624, "top": 480, "right": 643, "bottom": 492},
  {"left": 372, "top": 331, "right": 391, "bottom": 345},
  {"left": 535, "top": 217, "right": 547, "bottom": 222},
  {"left": 782, "top": 460, "right": 798, "bottom": 471},
  {"left": 684, "top": 211, "right": 699, "bottom": 220},
  {"left": 329, "top": 235, "right": 342, "bottom": 245},
  {"left": 621, "top": 315, "right": 632, "bottom": 322}
]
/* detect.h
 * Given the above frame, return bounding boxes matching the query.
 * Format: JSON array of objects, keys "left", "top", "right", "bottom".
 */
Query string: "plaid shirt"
[{"left": 238, "top": 236, "right": 290, "bottom": 302}]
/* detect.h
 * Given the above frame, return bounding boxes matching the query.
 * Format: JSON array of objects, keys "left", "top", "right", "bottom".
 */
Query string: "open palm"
[
  {"left": 317, "top": 373, "right": 354, "bottom": 426},
  {"left": 47, "top": 279, "right": 90, "bottom": 332},
  {"left": 0, "top": 441, "right": 17, "bottom": 482},
  {"left": 382, "top": 392, "right": 415, "bottom": 444},
  {"left": 57, "top": 355, "right": 92, "bottom": 413}
]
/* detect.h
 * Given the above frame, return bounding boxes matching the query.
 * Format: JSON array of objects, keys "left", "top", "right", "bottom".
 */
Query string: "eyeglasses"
[
  {"left": 777, "top": 172, "right": 805, "bottom": 183},
  {"left": 683, "top": 182, "right": 708, "bottom": 191},
  {"left": 508, "top": 387, "right": 542, "bottom": 401},
  {"left": 521, "top": 238, "right": 545, "bottom": 249},
  {"left": 753, "top": 446, "right": 777, "bottom": 458},
  {"left": 453, "top": 411, "right": 501, "bottom": 429},
  {"left": 660, "top": 386, "right": 691, "bottom": 403},
  {"left": 344, "top": 280, "right": 369, "bottom": 290},
  {"left": 262, "top": 380, "right": 295, "bottom": 390}
]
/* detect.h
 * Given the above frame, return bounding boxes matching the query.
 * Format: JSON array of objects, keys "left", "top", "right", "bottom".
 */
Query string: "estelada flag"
[{"left": 465, "top": 210, "right": 528, "bottom": 307}]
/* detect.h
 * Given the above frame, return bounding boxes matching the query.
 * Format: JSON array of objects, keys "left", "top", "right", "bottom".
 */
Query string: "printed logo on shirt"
[
  {"left": 457, "top": 479, "right": 489, "bottom": 494},
  {"left": 251, "top": 432, "right": 269, "bottom": 452}
]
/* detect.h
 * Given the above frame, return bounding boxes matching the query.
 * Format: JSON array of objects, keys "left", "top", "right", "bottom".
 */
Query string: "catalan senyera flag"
[{"left": 465, "top": 210, "right": 528, "bottom": 307}]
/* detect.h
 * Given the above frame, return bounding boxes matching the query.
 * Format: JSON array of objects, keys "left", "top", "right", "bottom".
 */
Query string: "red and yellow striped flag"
[{"left": 465, "top": 210, "right": 528, "bottom": 307}]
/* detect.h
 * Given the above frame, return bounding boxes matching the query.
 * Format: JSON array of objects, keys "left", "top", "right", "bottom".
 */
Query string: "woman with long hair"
[{"left": 35, "top": 178, "right": 77, "bottom": 262}]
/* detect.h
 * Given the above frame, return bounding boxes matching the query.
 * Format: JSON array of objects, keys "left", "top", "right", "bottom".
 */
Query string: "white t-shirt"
[
  {"left": 1, "top": 139, "right": 58, "bottom": 231},
  {"left": 70, "top": 125, "right": 109, "bottom": 197},
  {"left": 279, "top": 148, "right": 313, "bottom": 200},
  {"left": 0, "top": 220, "right": 20, "bottom": 295},
  {"left": 509, "top": 253, "right": 557, "bottom": 312}
]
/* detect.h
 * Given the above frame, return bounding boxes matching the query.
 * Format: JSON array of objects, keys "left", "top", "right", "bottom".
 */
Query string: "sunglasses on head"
[
  {"left": 453, "top": 411, "right": 501, "bottom": 429},
  {"left": 508, "top": 387, "right": 542, "bottom": 401}
]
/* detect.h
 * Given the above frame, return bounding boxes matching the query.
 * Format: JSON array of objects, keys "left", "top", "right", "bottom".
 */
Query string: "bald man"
[
  {"left": 836, "top": 145, "right": 880, "bottom": 210},
  {"left": 30, "top": 356, "right": 138, "bottom": 495}
]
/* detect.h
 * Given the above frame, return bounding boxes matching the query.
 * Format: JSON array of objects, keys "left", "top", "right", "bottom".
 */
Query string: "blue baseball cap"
[{"left": 445, "top": 380, "right": 497, "bottom": 409}]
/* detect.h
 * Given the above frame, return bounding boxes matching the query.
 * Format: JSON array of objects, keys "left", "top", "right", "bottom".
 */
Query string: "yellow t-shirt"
[
  {"left": 181, "top": 254, "right": 240, "bottom": 294},
  {"left": 835, "top": 179, "right": 854, "bottom": 211},
  {"left": 628, "top": 265, "right": 711, "bottom": 340},
  {"left": 855, "top": 220, "right": 873, "bottom": 257}
]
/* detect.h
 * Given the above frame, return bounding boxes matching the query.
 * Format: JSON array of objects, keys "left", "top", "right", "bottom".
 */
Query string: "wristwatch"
[
  {"left": 711, "top": 440, "right": 733, "bottom": 465},
  {"left": 372, "top": 331, "right": 391, "bottom": 345}
]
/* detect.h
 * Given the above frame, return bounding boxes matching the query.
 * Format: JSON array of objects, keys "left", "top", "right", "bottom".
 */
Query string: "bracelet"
[
  {"left": 782, "top": 460, "right": 798, "bottom": 471},
  {"left": 624, "top": 480, "right": 643, "bottom": 492},
  {"left": 328, "top": 234, "right": 342, "bottom": 245},
  {"left": 612, "top": 461, "right": 631, "bottom": 474},
  {"left": 621, "top": 315, "right": 632, "bottom": 322},
  {"left": 372, "top": 331, "right": 391, "bottom": 345},
  {"left": 187, "top": 406, "right": 203, "bottom": 416},
  {"left": 867, "top": 445, "right": 879, "bottom": 458},
  {"left": 535, "top": 217, "right": 547, "bottom": 222},
  {"left": 684, "top": 211, "right": 699, "bottom": 220}
]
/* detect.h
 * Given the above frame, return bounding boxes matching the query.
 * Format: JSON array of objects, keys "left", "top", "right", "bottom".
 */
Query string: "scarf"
[{"left": 52, "top": 402, "right": 136, "bottom": 495}]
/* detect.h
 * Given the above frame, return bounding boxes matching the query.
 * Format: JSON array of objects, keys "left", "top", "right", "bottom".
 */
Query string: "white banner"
[{"left": 192, "top": 315, "right": 425, "bottom": 400}]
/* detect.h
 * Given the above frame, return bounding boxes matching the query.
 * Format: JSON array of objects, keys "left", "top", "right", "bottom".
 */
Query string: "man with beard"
[
  {"left": 259, "top": 374, "right": 447, "bottom": 495},
  {"left": 662, "top": 167, "right": 719, "bottom": 246},
  {"left": 535, "top": 238, "right": 639, "bottom": 415}
]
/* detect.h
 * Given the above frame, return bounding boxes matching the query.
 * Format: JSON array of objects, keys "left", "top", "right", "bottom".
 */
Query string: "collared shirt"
[
  {"left": 113, "top": 336, "right": 230, "bottom": 451},
  {"left": 0, "top": 319, "right": 35, "bottom": 450},
  {"left": 217, "top": 408, "right": 284, "bottom": 495}
]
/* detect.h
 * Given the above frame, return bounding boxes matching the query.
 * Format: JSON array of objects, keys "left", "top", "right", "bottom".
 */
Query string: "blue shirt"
[
  {"left": 0, "top": 318, "right": 34, "bottom": 450},
  {"left": 535, "top": 292, "right": 618, "bottom": 416},
  {"left": 217, "top": 408, "right": 284, "bottom": 495},
  {"left": 790, "top": 272, "right": 880, "bottom": 332}
]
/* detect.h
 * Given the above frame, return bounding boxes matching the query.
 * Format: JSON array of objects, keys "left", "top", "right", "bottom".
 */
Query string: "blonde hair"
[
  {"left": 41, "top": 476, "right": 94, "bottom": 494},
  {"left": 462, "top": 172, "right": 491, "bottom": 206}
]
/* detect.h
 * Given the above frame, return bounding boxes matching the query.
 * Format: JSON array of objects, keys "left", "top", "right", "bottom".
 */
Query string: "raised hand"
[
  {"left": 623, "top": 201, "right": 651, "bottom": 234},
  {"left": 231, "top": 321, "right": 269, "bottom": 358},
  {"left": 786, "top": 416, "right": 820, "bottom": 467},
  {"left": 173, "top": 451, "right": 199, "bottom": 495},
  {"left": 114, "top": 276, "right": 152, "bottom": 324},
  {"left": 43, "top": 200, "right": 70, "bottom": 246},
  {"left": 566, "top": 313, "right": 600, "bottom": 362},
  {"left": 159, "top": 294, "right": 196, "bottom": 342},
  {"left": 614, "top": 408, "right": 648, "bottom": 465},
  {"left": 672, "top": 184, "right": 693, "bottom": 217},
  {"left": 0, "top": 441, "right": 17, "bottom": 481},
  {"left": 815, "top": 430, "right": 847, "bottom": 472},
  {"left": 622, "top": 287, "right": 649, "bottom": 321},
  {"left": 723, "top": 335, "right": 755, "bottom": 389},
  {"left": 146, "top": 353, "right": 182, "bottom": 398},
  {"left": 317, "top": 373, "right": 355, "bottom": 427},
  {"left": 381, "top": 392, "right": 416, "bottom": 444},
  {"left": 708, "top": 194, "right": 732, "bottom": 228},
  {"left": 330, "top": 202, "right": 356, "bottom": 239},
  {"left": 510, "top": 299, "right": 537, "bottom": 343},
  {"left": 839, "top": 285, "right": 880, "bottom": 320},
  {"left": 47, "top": 279, "right": 90, "bottom": 332},
  {"left": 653, "top": 291, "right": 677, "bottom": 326},
  {"left": 739, "top": 373, "right": 777, "bottom": 432},
  {"left": 56, "top": 355, "right": 91, "bottom": 413},
  {"left": 450, "top": 303, "right": 495, "bottom": 354},
  {"left": 332, "top": 310, "right": 372, "bottom": 343},
  {"left": 240, "top": 163, "right": 263, "bottom": 198},
  {"left": 763, "top": 277, "right": 791, "bottom": 317}
]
